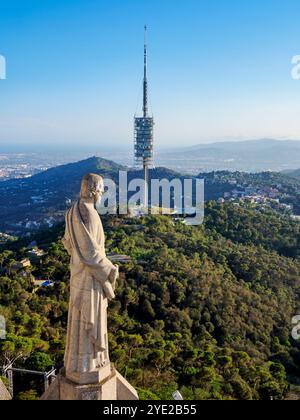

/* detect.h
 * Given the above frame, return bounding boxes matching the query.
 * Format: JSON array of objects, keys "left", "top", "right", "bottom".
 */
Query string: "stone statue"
[
  {"left": 62, "top": 173, "right": 119, "bottom": 384},
  {"left": 41, "top": 173, "right": 138, "bottom": 400}
]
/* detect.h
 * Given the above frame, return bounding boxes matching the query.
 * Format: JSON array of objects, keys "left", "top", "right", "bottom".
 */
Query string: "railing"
[{"left": 2, "top": 362, "right": 57, "bottom": 397}]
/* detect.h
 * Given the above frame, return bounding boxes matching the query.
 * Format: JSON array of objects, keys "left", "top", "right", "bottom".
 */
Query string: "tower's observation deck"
[{"left": 134, "top": 116, "right": 154, "bottom": 167}]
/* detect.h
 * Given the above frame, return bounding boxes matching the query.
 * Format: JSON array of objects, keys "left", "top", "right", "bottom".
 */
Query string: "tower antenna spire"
[{"left": 143, "top": 25, "right": 148, "bottom": 118}]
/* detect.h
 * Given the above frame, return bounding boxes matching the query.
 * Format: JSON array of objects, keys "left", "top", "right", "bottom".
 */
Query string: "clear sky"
[{"left": 1, "top": 0, "right": 300, "bottom": 151}]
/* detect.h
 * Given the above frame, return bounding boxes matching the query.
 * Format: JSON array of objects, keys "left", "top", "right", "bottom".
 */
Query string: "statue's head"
[{"left": 80, "top": 173, "right": 104, "bottom": 207}]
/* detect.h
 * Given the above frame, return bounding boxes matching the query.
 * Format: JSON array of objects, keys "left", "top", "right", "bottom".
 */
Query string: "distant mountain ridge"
[
  {"left": 283, "top": 168, "right": 300, "bottom": 178},
  {"left": 157, "top": 139, "right": 300, "bottom": 173}
]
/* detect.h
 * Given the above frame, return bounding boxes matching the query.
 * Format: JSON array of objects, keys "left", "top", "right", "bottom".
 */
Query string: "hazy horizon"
[{"left": 1, "top": 137, "right": 300, "bottom": 155}]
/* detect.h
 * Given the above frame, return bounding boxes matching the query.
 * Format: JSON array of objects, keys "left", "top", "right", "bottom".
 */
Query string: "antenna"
[{"left": 143, "top": 25, "right": 148, "bottom": 118}]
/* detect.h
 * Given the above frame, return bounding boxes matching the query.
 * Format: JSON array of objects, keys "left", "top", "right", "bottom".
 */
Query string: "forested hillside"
[{"left": 0, "top": 203, "right": 300, "bottom": 400}]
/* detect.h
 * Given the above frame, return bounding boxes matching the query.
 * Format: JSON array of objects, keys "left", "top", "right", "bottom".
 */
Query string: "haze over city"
[{"left": 1, "top": 0, "right": 300, "bottom": 152}]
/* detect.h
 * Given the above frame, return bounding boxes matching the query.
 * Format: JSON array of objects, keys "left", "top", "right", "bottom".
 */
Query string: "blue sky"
[{"left": 1, "top": 0, "right": 300, "bottom": 151}]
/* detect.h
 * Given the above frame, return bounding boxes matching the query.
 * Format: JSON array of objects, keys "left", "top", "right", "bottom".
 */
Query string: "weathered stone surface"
[
  {"left": 116, "top": 371, "right": 139, "bottom": 400},
  {"left": 66, "top": 363, "right": 112, "bottom": 385},
  {"left": 41, "top": 368, "right": 137, "bottom": 400},
  {"left": 60, "top": 373, "right": 117, "bottom": 401},
  {"left": 40, "top": 379, "right": 60, "bottom": 401},
  {"left": 0, "top": 379, "right": 11, "bottom": 400}
]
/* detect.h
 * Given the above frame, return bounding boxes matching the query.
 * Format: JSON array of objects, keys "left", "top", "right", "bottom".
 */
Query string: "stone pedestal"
[
  {"left": 40, "top": 365, "right": 139, "bottom": 401},
  {"left": 0, "top": 379, "right": 11, "bottom": 400},
  {"left": 66, "top": 363, "right": 112, "bottom": 385}
]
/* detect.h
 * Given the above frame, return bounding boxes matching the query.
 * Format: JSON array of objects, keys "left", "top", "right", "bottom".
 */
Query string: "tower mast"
[
  {"left": 143, "top": 25, "right": 149, "bottom": 208},
  {"left": 143, "top": 25, "right": 148, "bottom": 118},
  {"left": 134, "top": 25, "right": 154, "bottom": 211}
]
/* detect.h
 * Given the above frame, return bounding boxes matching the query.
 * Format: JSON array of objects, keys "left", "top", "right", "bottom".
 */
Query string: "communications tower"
[{"left": 134, "top": 25, "right": 154, "bottom": 208}]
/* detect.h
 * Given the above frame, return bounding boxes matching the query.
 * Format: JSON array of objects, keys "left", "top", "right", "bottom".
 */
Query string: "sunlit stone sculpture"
[
  {"left": 41, "top": 174, "right": 138, "bottom": 401},
  {"left": 62, "top": 173, "right": 118, "bottom": 384}
]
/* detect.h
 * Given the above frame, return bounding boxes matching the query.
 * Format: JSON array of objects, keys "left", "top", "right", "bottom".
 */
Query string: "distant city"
[
  {"left": 0, "top": 153, "right": 65, "bottom": 181},
  {"left": 2, "top": 139, "right": 300, "bottom": 182}
]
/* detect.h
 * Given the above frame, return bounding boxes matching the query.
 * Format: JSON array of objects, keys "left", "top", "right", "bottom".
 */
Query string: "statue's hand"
[
  {"left": 109, "top": 265, "right": 119, "bottom": 290},
  {"left": 102, "top": 281, "right": 115, "bottom": 301},
  {"left": 102, "top": 265, "right": 118, "bottom": 300}
]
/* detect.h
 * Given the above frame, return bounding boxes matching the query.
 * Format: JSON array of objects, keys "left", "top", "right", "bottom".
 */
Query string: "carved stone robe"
[{"left": 63, "top": 199, "right": 115, "bottom": 378}]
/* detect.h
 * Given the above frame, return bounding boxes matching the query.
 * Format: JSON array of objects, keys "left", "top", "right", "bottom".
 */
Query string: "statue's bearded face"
[
  {"left": 80, "top": 174, "right": 105, "bottom": 209},
  {"left": 93, "top": 180, "right": 104, "bottom": 209}
]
